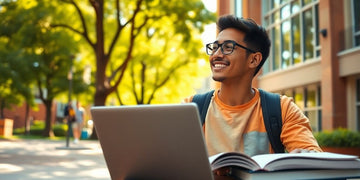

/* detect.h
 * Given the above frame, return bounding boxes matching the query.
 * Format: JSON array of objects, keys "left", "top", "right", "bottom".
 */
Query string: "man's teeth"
[{"left": 214, "top": 64, "right": 227, "bottom": 68}]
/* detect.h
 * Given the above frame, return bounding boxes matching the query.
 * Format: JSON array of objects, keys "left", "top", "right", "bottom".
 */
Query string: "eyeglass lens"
[{"left": 206, "top": 41, "right": 235, "bottom": 55}]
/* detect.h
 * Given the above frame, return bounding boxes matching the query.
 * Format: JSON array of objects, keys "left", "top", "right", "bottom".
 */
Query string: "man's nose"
[{"left": 212, "top": 47, "right": 224, "bottom": 57}]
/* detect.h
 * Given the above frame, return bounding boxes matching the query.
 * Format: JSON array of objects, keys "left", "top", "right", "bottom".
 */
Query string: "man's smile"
[{"left": 211, "top": 60, "right": 230, "bottom": 71}]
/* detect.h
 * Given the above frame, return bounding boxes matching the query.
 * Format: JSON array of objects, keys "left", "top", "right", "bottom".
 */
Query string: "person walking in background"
[
  {"left": 73, "top": 102, "right": 85, "bottom": 144},
  {"left": 64, "top": 103, "right": 76, "bottom": 125}
]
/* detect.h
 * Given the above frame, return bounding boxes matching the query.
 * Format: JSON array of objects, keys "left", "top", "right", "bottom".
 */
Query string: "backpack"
[{"left": 192, "top": 89, "right": 285, "bottom": 153}]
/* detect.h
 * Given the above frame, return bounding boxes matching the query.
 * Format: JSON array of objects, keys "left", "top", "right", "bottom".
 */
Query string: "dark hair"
[{"left": 217, "top": 15, "right": 271, "bottom": 76}]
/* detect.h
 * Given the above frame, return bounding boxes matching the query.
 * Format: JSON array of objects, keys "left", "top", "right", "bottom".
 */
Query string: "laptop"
[{"left": 90, "top": 103, "right": 214, "bottom": 180}]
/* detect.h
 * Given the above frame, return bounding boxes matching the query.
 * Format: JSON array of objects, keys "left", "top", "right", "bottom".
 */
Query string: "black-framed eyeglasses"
[{"left": 205, "top": 40, "right": 256, "bottom": 55}]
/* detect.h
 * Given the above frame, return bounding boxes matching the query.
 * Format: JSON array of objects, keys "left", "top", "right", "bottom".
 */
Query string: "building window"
[
  {"left": 353, "top": 0, "right": 360, "bottom": 46},
  {"left": 281, "top": 85, "right": 321, "bottom": 132},
  {"left": 294, "top": 88, "right": 304, "bottom": 110},
  {"left": 262, "top": 0, "right": 320, "bottom": 74},
  {"left": 304, "top": 85, "right": 322, "bottom": 132},
  {"left": 235, "top": 0, "right": 243, "bottom": 17},
  {"left": 356, "top": 79, "right": 360, "bottom": 131}
]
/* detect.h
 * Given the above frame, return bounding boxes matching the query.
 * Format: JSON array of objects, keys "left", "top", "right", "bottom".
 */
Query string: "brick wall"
[{"left": 2, "top": 102, "right": 58, "bottom": 129}]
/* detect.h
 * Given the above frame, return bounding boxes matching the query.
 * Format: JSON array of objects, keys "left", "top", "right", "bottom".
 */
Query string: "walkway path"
[{"left": 0, "top": 139, "right": 111, "bottom": 180}]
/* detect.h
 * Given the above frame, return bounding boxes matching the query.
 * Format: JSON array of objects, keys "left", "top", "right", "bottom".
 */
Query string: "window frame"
[
  {"left": 352, "top": 0, "right": 360, "bottom": 46},
  {"left": 356, "top": 78, "right": 360, "bottom": 131},
  {"left": 262, "top": 0, "right": 320, "bottom": 74},
  {"left": 280, "top": 84, "right": 322, "bottom": 132}
]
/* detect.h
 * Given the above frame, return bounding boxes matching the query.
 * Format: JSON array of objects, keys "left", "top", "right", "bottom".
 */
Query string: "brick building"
[
  {"left": 216, "top": 0, "right": 360, "bottom": 132},
  {"left": 3, "top": 102, "right": 62, "bottom": 129}
]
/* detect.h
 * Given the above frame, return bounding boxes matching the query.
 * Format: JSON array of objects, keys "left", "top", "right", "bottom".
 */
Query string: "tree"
[
  {"left": 0, "top": 1, "right": 36, "bottom": 125},
  {"left": 114, "top": 20, "right": 210, "bottom": 105},
  {"left": 0, "top": 43, "right": 36, "bottom": 133},
  {"left": 0, "top": 0, "right": 88, "bottom": 137},
  {"left": 51, "top": 0, "right": 215, "bottom": 139}
]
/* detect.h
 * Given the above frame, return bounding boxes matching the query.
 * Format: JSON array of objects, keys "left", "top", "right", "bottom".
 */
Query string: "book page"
[
  {"left": 251, "top": 152, "right": 358, "bottom": 169},
  {"left": 208, "top": 152, "right": 225, "bottom": 164},
  {"left": 210, "top": 152, "right": 359, "bottom": 172},
  {"left": 209, "top": 152, "right": 261, "bottom": 171}
]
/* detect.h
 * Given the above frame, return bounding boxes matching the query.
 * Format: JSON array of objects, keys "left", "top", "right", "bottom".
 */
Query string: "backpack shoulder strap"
[
  {"left": 258, "top": 88, "right": 285, "bottom": 153},
  {"left": 192, "top": 90, "right": 215, "bottom": 125}
]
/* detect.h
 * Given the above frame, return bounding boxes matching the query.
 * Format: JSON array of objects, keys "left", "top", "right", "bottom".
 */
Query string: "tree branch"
[
  {"left": 121, "top": 0, "right": 143, "bottom": 27},
  {"left": 37, "top": 79, "right": 46, "bottom": 104},
  {"left": 106, "top": 0, "right": 123, "bottom": 59},
  {"left": 107, "top": 0, "right": 143, "bottom": 93},
  {"left": 146, "top": 61, "right": 189, "bottom": 104},
  {"left": 130, "top": 61, "right": 140, "bottom": 104},
  {"left": 53, "top": 0, "right": 94, "bottom": 48},
  {"left": 140, "top": 61, "right": 146, "bottom": 104}
]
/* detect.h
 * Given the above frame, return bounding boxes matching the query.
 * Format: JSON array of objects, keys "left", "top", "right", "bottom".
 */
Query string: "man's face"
[{"left": 209, "top": 28, "right": 251, "bottom": 82}]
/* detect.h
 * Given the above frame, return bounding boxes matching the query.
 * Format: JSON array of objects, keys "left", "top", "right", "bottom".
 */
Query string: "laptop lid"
[{"left": 90, "top": 103, "right": 214, "bottom": 180}]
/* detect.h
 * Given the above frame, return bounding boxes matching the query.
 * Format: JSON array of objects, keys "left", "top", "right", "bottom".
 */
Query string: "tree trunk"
[
  {"left": 0, "top": 100, "right": 4, "bottom": 119},
  {"left": 24, "top": 103, "right": 30, "bottom": 135},
  {"left": 89, "top": 89, "right": 107, "bottom": 139},
  {"left": 42, "top": 100, "right": 54, "bottom": 137},
  {"left": 89, "top": 1, "right": 108, "bottom": 140}
]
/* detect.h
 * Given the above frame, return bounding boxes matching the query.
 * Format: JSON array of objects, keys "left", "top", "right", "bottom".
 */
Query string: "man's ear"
[{"left": 249, "top": 52, "right": 263, "bottom": 68}]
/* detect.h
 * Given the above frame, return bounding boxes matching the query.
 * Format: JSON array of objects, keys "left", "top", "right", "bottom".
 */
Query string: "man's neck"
[{"left": 217, "top": 81, "right": 255, "bottom": 106}]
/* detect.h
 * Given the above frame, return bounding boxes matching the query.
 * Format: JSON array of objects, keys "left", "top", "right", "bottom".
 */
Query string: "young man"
[{"left": 183, "top": 15, "right": 322, "bottom": 157}]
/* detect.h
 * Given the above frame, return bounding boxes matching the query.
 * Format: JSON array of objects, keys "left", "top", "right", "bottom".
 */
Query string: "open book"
[
  {"left": 230, "top": 169, "right": 360, "bottom": 180},
  {"left": 209, "top": 152, "right": 360, "bottom": 172}
]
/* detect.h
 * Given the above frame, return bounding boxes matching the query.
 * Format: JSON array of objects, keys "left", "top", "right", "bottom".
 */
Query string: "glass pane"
[
  {"left": 263, "top": 57, "right": 270, "bottom": 74},
  {"left": 263, "top": 0, "right": 272, "bottom": 12},
  {"left": 281, "top": 4, "right": 291, "bottom": 19},
  {"left": 263, "top": 29, "right": 271, "bottom": 75},
  {"left": 316, "top": 49, "right": 321, "bottom": 57},
  {"left": 303, "top": 0, "right": 313, "bottom": 6},
  {"left": 272, "top": 10, "right": 280, "bottom": 23},
  {"left": 306, "top": 89, "right": 316, "bottom": 107},
  {"left": 315, "top": 5, "right": 319, "bottom": 47},
  {"left": 273, "top": 25, "right": 281, "bottom": 70},
  {"left": 315, "top": 5, "right": 320, "bottom": 57},
  {"left": 294, "top": 90, "right": 304, "bottom": 109},
  {"left": 354, "top": 0, "right": 360, "bottom": 32},
  {"left": 264, "top": 16, "right": 270, "bottom": 27},
  {"left": 262, "top": 30, "right": 271, "bottom": 75},
  {"left": 292, "top": 0, "right": 300, "bottom": 13},
  {"left": 357, "top": 79, "right": 360, "bottom": 102},
  {"left": 235, "top": 0, "right": 242, "bottom": 17},
  {"left": 318, "top": 109, "right": 322, "bottom": 131},
  {"left": 356, "top": 35, "right": 360, "bottom": 46},
  {"left": 307, "top": 110, "right": 318, "bottom": 132},
  {"left": 356, "top": 78, "right": 359, "bottom": 131},
  {"left": 292, "top": 15, "right": 302, "bottom": 64},
  {"left": 272, "top": 0, "right": 281, "bottom": 9},
  {"left": 281, "top": 20, "right": 291, "bottom": 68},
  {"left": 303, "top": 9, "right": 314, "bottom": 61},
  {"left": 357, "top": 106, "right": 360, "bottom": 131},
  {"left": 317, "top": 85, "right": 321, "bottom": 106}
]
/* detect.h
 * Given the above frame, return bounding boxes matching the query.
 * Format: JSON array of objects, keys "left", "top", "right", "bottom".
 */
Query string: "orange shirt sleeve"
[{"left": 280, "top": 96, "right": 323, "bottom": 152}]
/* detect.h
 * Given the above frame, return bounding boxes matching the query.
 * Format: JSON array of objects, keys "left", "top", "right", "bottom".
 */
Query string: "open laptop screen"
[{"left": 91, "top": 103, "right": 214, "bottom": 180}]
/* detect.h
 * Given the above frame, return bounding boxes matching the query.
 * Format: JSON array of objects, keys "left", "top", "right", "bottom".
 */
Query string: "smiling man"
[{"left": 183, "top": 15, "right": 322, "bottom": 157}]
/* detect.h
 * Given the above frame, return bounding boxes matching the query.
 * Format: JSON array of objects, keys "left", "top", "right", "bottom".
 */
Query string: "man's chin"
[{"left": 212, "top": 76, "right": 225, "bottom": 82}]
